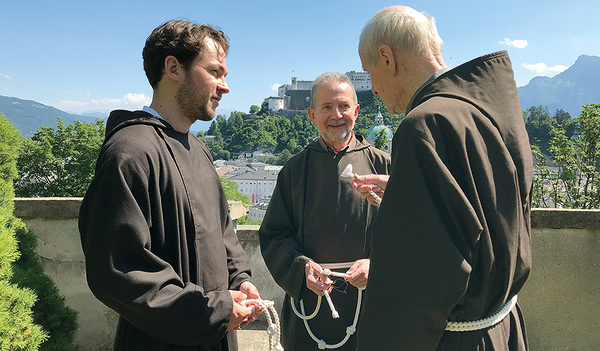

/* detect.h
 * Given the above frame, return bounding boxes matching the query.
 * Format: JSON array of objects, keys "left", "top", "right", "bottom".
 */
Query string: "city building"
[
  {"left": 267, "top": 71, "right": 372, "bottom": 113},
  {"left": 247, "top": 200, "right": 270, "bottom": 222},
  {"left": 345, "top": 70, "right": 372, "bottom": 92},
  {"left": 227, "top": 164, "right": 280, "bottom": 203}
]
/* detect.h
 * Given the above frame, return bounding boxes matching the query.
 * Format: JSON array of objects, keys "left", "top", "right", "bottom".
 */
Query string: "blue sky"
[{"left": 2, "top": 0, "right": 599, "bottom": 131}]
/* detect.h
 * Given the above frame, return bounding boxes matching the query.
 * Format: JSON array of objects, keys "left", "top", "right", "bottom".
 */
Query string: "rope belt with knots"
[
  {"left": 290, "top": 262, "right": 364, "bottom": 350},
  {"left": 240, "top": 299, "right": 284, "bottom": 351},
  {"left": 445, "top": 295, "right": 518, "bottom": 331}
]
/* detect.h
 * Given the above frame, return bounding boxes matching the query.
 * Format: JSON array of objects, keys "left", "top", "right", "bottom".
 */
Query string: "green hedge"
[{"left": 0, "top": 115, "right": 78, "bottom": 350}]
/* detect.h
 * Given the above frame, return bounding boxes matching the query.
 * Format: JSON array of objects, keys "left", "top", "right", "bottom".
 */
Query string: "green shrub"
[
  {"left": 0, "top": 115, "right": 48, "bottom": 349},
  {"left": 12, "top": 223, "right": 78, "bottom": 351},
  {"left": 1, "top": 115, "right": 79, "bottom": 350}
]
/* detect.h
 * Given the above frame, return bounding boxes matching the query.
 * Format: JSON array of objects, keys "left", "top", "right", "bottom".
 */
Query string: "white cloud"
[
  {"left": 521, "top": 62, "right": 569, "bottom": 76},
  {"left": 55, "top": 93, "right": 152, "bottom": 115},
  {"left": 270, "top": 83, "right": 281, "bottom": 91},
  {"left": 499, "top": 38, "right": 528, "bottom": 49},
  {"left": 0, "top": 73, "right": 11, "bottom": 80}
]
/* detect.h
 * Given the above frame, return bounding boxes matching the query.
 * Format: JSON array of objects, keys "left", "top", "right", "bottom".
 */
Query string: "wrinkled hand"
[
  {"left": 352, "top": 174, "right": 389, "bottom": 206},
  {"left": 239, "top": 281, "right": 263, "bottom": 314},
  {"left": 305, "top": 260, "right": 333, "bottom": 296},
  {"left": 227, "top": 290, "right": 256, "bottom": 331},
  {"left": 345, "top": 259, "right": 370, "bottom": 289}
]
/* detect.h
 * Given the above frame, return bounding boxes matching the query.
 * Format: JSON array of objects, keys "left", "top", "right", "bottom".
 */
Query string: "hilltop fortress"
[{"left": 267, "top": 71, "right": 372, "bottom": 113}]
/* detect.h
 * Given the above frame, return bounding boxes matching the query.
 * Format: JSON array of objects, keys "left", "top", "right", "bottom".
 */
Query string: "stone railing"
[{"left": 13, "top": 198, "right": 600, "bottom": 350}]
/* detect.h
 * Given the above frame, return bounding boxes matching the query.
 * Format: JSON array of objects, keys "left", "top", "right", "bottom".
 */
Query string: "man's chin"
[{"left": 197, "top": 110, "right": 217, "bottom": 122}]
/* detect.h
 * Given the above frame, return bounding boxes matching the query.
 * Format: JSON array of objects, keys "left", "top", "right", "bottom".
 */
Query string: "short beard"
[
  {"left": 322, "top": 127, "right": 352, "bottom": 145},
  {"left": 176, "top": 75, "right": 214, "bottom": 123}
]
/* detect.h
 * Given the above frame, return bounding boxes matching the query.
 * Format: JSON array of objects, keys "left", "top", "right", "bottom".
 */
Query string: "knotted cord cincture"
[
  {"left": 290, "top": 269, "right": 365, "bottom": 349},
  {"left": 241, "top": 299, "right": 284, "bottom": 351},
  {"left": 445, "top": 295, "right": 518, "bottom": 331}
]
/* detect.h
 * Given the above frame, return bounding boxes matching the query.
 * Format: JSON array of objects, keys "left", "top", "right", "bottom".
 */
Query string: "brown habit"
[
  {"left": 79, "top": 110, "right": 252, "bottom": 350},
  {"left": 260, "top": 135, "right": 391, "bottom": 350},
  {"left": 357, "top": 51, "right": 533, "bottom": 350}
]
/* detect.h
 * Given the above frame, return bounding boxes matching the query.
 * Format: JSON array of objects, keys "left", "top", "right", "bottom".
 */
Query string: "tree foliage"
[
  {"left": 525, "top": 106, "right": 576, "bottom": 154},
  {"left": 0, "top": 115, "right": 49, "bottom": 350},
  {"left": 220, "top": 177, "right": 252, "bottom": 207},
  {"left": 15, "top": 118, "right": 105, "bottom": 197},
  {"left": 532, "top": 104, "right": 600, "bottom": 208},
  {"left": 202, "top": 92, "right": 403, "bottom": 163},
  {"left": 374, "top": 129, "right": 390, "bottom": 150},
  {"left": 204, "top": 112, "right": 319, "bottom": 161}
]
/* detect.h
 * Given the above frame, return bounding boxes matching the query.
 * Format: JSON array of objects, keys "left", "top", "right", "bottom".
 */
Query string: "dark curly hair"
[{"left": 142, "top": 20, "right": 229, "bottom": 88}]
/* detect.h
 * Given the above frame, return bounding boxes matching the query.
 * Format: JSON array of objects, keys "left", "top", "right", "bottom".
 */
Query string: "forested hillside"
[{"left": 200, "top": 92, "right": 403, "bottom": 162}]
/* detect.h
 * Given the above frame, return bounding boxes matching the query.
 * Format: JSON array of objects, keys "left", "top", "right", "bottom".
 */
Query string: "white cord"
[
  {"left": 445, "top": 295, "right": 518, "bottom": 331},
  {"left": 241, "top": 299, "right": 284, "bottom": 351},
  {"left": 290, "top": 267, "right": 365, "bottom": 349}
]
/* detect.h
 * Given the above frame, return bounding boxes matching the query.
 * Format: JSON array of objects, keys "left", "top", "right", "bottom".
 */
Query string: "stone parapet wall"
[{"left": 12, "top": 198, "right": 600, "bottom": 350}]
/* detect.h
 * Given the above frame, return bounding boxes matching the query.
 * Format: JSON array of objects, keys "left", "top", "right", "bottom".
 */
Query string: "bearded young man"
[
  {"left": 259, "top": 72, "right": 391, "bottom": 350},
  {"left": 79, "top": 20, "right": 261, "bottom": 351}
]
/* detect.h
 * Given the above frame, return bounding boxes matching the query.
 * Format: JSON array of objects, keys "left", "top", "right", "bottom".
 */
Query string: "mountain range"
[
  {"left": 517, "top": 54, "right": 600, "bottom": 117},
  {"left": 1, "top": 54, "right": 599, "bottom": 136},
  {"left": 0, "top": 95, "right": 101, "bottom": 136}
]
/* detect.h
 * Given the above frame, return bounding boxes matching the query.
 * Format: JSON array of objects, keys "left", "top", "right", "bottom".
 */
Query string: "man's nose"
[{"left": 218, "top": 78, "right": 230, "bottom": 94}]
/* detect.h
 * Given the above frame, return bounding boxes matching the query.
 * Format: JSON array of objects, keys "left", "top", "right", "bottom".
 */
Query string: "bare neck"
[{"left": 149, "top": 94, "right": 192, "bottom": 133}]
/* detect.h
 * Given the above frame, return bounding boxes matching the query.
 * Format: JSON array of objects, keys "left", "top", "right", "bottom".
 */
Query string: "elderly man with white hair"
[{"left": 353, "top": 6, "right": 533, "bottom": 350}]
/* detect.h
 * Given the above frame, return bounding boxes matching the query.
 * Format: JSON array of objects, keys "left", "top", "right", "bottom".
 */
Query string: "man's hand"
[
  {"left": 227, "top": 290, "right": 256, "bottom": 331},
  {"left": 345, "top": 259, "right": 370, "bottom": 289},
  {"left": 239, "top": 281, "right": 263, "bottom": 314},
  {"left": 352, "top": 174, "right": 389, "bottom": 206},
  {"left": 304, "top": 260, "right": 333, "bottom": 296},
  {"left": 239, "top": 281, "right": 261, "bottom": 300}
]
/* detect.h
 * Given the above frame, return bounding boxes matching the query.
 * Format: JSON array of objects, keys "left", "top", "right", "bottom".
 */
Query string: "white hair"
[{"left": 359, "top": 6, "right": 443, "bottom": 66}]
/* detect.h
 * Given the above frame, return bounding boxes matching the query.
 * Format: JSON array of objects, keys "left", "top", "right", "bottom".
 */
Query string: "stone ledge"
[
  {"left": 531, "top": 208, "right": 600, "bottom": 229},
  {"left": 13, "top": 197, "right": 83, "bottom": 219},
  {"left": 13, "top": 197, "right": 247, "bottom": 221},
  {"left": 13, "top": 198, "right": 600, "bottom": 231}
]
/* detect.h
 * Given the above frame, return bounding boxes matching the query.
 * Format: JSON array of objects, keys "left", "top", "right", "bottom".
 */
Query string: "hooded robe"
[
  {"left": 79, "top": 110, "right": 252, "bottom": 351},
  {"left": 357, "top": 51, "right": 533, "bottom": 350},
  {"left": 259, "top": 135, "right": 391, "bottom": 350}
]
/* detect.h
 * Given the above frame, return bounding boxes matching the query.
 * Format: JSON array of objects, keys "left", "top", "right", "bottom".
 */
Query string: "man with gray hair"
[
  {"left": 259, "top": 72, "right": 391, "bottom": 350},
  {"left": 354, "top": 5, "right": 532, "bottom": 350}
]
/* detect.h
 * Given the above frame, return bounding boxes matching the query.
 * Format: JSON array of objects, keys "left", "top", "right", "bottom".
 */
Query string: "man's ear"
[
  {"left": 378, "top": 44, "right": 397, "bottom": 75},
  {"left": 307, "top": 107, "right": 317, "bottom": 125},
  {"left": 164, "top": 55, "right": 183, "bottom": 83},
  {"left": 354, "top": 104, "right": 360, "bottom": 117}
]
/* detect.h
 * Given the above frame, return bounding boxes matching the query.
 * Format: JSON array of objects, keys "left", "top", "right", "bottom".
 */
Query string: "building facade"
[
  {"left": 227, "top": 164, "right": 281, "bottom": 204},
  {"left": 268, "top": 71, "right": 372, "bottom": 113}
]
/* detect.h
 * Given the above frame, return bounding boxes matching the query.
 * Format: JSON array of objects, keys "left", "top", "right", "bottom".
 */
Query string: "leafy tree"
[
  {"left": 220, "top": 177, "right": 251, "bottom": 207},
  {"left": 275, "top": 149, "right": 293, "bottom": 166},
  {"left": 258, "top": 99, "right": 270, "bottom": 116},
  {"left": 195, "top": 130, "right": 205, "bottom": 142},
  {"left": 249, "top": 105, "right": 260, "bottom": 115},
  {"left": 532, "top": 104, "right": 600, "bottom": 208},
  {"left": 0, "top": 115, "right": 49, "bottom": 349},
  {"left": 374, "top": 129, "right": 390, "bottom": 150},
  {"left": 206, "top": 140, "right": 231, "bottom": 160},
  {"left": 12, "top": 225, "right": 79, "bottom": 351},
  {"left": 15, "top": 118, "right": 105, "bottom": 197}
]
